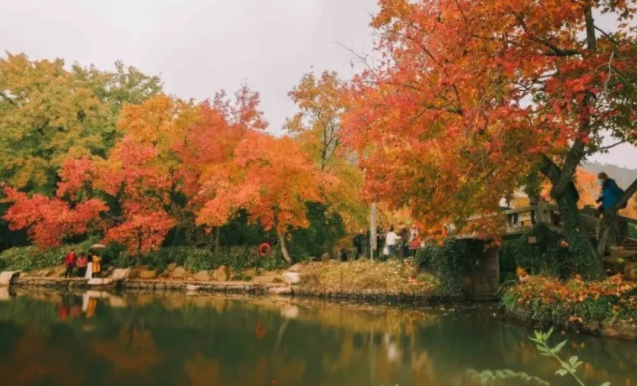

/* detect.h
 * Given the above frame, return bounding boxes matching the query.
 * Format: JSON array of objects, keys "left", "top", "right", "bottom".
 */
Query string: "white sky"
[{"left": 1, "top": 0, "right": 636, "bottom": 168}]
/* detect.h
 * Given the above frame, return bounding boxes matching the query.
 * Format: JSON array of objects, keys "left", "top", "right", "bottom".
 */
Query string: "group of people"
[
  {"left": 64, "top": 249, "right": 102, "bottom": 279},
  {"left": 351, "top": 224, "right": 423, "bottom": 260}
]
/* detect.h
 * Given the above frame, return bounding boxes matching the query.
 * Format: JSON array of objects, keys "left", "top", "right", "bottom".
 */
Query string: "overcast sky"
[{"left": 1, "top": 0, "right": 636, "bottom": 169}]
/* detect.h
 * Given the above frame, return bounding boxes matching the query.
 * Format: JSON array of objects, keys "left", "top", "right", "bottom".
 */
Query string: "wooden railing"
[{"left": 455, "top": 203, "right": 636, "bottom": 239}]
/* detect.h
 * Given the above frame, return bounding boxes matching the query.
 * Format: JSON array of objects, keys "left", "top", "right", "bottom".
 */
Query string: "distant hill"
[{"left": 582, "top": 162, "right": 636, "bottom": 189}]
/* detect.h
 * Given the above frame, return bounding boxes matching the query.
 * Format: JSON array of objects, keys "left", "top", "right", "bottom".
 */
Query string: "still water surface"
[{"left": 0, "top": 289, "right": 634, "bottom": 386}]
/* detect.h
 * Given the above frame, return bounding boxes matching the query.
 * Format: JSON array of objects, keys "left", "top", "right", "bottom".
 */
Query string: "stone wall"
[
  {"left": 463, "top": 246, "right": 500, "bottom": 301},
  {"left": 5, "top": 274, "right": 461, "bottom": 305}
]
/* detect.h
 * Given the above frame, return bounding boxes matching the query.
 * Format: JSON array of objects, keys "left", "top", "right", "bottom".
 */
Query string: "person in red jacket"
[{"left": 64, "top": 249, "right": 76, "bottom": 278}]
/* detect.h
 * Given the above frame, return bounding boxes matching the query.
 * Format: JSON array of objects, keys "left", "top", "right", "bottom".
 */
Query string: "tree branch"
[
  {"left": 588, "top": 138, "right": 627, "bottom": 154},
  {"left": 594, "top": 25, "right": 619, "bottom": 46},
  {"left": 514, "top": 13, "right": 583, "bottom": 57},
  {"left": 539, "top": 155, "right": 580, "bottom": 202},
  {"left": 608, "top": 177, "right": 637, "bottom": 215},
  {"left": 584, "top": 6, "right": 597, "bottom": 52}
]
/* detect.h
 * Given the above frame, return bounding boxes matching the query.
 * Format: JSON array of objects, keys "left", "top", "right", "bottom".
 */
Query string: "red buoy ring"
[{"left": 258, "top": 243, "right": 271, "bottom": 257}]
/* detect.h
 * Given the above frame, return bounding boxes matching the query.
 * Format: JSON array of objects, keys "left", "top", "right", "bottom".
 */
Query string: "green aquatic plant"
[
  {"left": 448, "top": 329, "right": 613, "bottom": 386},
  {"left": 529, "top": 328, "right": 610, "bottom": 386}
]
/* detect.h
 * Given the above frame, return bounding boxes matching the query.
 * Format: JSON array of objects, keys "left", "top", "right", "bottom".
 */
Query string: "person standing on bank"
[
  {"left": 353, "top": 229, "right": 365, "bottom": 259},
  {"left": 384, "top": 226, "right": 400, "bottom": 258},
  {"left": 64, "top": 249, "right": 76, "bottom": 278},
  {"left": 77, "top": 253, "right": 88, "bottom": 278},
  {"left": 85, "top": 253, "right": 94, "bottom": 280},
  {"left": 596, "top": 172, "right": 625, "bottom": 213},
  {"left": 91, "top": 253, "right": 102, "bottom": 278}
]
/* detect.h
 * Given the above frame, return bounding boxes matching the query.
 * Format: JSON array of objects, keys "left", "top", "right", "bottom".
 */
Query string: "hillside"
[{"left": 582, "top": 162, "right": 636, "bottom": 189}]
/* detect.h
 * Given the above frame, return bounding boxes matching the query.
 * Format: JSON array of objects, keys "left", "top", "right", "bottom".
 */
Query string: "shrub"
[
  {"left": 500, "top": 224, "right": 570, "bottom": 282},
  {"left": 502, "top": 275, "right": 637, "bottom": 326},
  {"left": 103, "top": 245, "right": 287, "bottom": 273},
  {"left": 1, "top": 242, "right": 289, "bottom": 274},
  {"left": 414, "top": 240, "right": 474, "bottom": 296},
  {"left": 0, "top": 238, "right": 98, "bottom": 272}
]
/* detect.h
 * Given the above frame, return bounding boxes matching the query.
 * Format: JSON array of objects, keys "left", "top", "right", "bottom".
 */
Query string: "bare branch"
[
  {"left": 588, "top": 138, "right": 627, "bottom": 153},
  {"left": 594, "top": 25, "right": 619, "bottom": 46}
]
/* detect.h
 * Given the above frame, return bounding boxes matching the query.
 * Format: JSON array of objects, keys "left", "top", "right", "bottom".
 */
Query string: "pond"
[{"left": 0, "top": 289, "right": 634, "bottom": 386}]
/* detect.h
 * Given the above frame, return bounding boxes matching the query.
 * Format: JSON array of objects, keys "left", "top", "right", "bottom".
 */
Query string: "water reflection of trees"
[{"left": 0, "top": 292, "right": 634, "bottom": 386}]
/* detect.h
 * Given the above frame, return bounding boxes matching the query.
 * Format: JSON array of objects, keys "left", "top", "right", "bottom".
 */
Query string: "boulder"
[
  {"left": 288, "top": 263, "right": 304, "bottom": 273},
  {"left": 111, "top": 269, "right": 131, "bottom": 281},
  {"left": 53, "top": 266, "right": 67, "bottom": 277},
  {"left": 281, "top": 272, "right": 301, "bottom": 285},
  {"left": 193, "top": 271, "right": 211, "bottom": 282},
  {"left": 139, "top": 270, "right": 158, "bottom": 279},
  {"left": 625, "top": 263, "right": 637, "bottom": 281},
  {"left": 88, "top": 278, "right": 113, "bottom": 286},
  {"left": 172, "top": 267, "right": 188, "bottom": 279},
  {"left": 252, "top": 274, "right": 279, "bottom": 284},
  {"left": 212, "top": 265, "right": 230, "bottom": 282},
  {"left": 269, "top": 287, "right": 292, "bottom": 296},
  {"left": 0, "top": 271, "right": 20, "bottom": 286},
  {"left": 166, "top": 263, "right": 178, "bottom": 272},
  {"left": 321, "top": 253, "right": 331, "bottom": 263},
  {"left": 186, "top": 284, "right": 201, "bottom": 292}
]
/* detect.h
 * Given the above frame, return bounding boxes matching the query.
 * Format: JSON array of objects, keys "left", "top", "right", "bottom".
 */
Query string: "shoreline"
[
  {"left": 5, "top": 275, "right": 462, "bottom": 305},
  {"left": 4, "top": 273, "right": 636, "bottom": 342},
  {"left": 504, "top": 304, "right": 637, "bottom": 342}
]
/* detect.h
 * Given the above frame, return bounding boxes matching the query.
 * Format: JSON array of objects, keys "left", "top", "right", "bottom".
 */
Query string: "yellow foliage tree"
[{"left": 286, "top": 71, "right": 368, "bottom": 234}]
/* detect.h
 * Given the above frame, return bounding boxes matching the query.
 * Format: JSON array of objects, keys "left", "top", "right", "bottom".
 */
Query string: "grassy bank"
[
  {"left": 502, "top": 275, "right": 637, "bottom": 330},
  {"left": 1, "top": 241, "right": 450, "bottom": 297},
  {"left": 294, "top": 259, "right": 440, "bottom": 295}
]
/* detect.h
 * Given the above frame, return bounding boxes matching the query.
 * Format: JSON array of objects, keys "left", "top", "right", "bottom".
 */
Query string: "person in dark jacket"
[
  {"left": 353, "top": 230, "right": 365, "bottom": 259},
  {"left": 596, "top": 172, "right": 624, "bottom": 213}
]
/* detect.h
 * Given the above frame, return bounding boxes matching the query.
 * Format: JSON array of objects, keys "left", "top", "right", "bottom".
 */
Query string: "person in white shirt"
[{"left": 384, "top": 226, "right": 399, "bottom": 257}]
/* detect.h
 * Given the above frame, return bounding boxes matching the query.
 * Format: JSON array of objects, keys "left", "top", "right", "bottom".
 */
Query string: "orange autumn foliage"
[
  {"left": 286, "top": 71, "right": 368, "bottom": 234},
  {"left": 341, "top": 0, "right": 637, "bottom": 237},
  {"left": 1, "top": 184, "right": 107, "bottom": 249},
  {"left": 509, "top": 275, "right": 637, "bottom": 316},
  {"left": 196, "top": 132, "right": 323, "bottom": 236},
  {"left": 1, "top": 85, "right": 281, "bottom": 255}
]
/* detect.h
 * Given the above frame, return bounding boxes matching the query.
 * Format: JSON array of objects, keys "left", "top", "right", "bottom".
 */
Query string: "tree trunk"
[
  {"left": 555, "top": 192, "right": 605, "bottom": 280},
  {"left": 215, "top": 226, "right": 221, "bottom": 251},
  {"left": 597, "top": 177, "right": 637, "bottom": 256},
  {"left": 278, "top": 232, "right": 292, "bottom": 265},
  {"left": 597, "top": 213, "right": 619, "bottom": 257},
  {"left": 540, "top": 155, "right": 604, "bottom": 279},
  {"left": 370, "top": 202, "right": 377, "bottom": 260}
]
